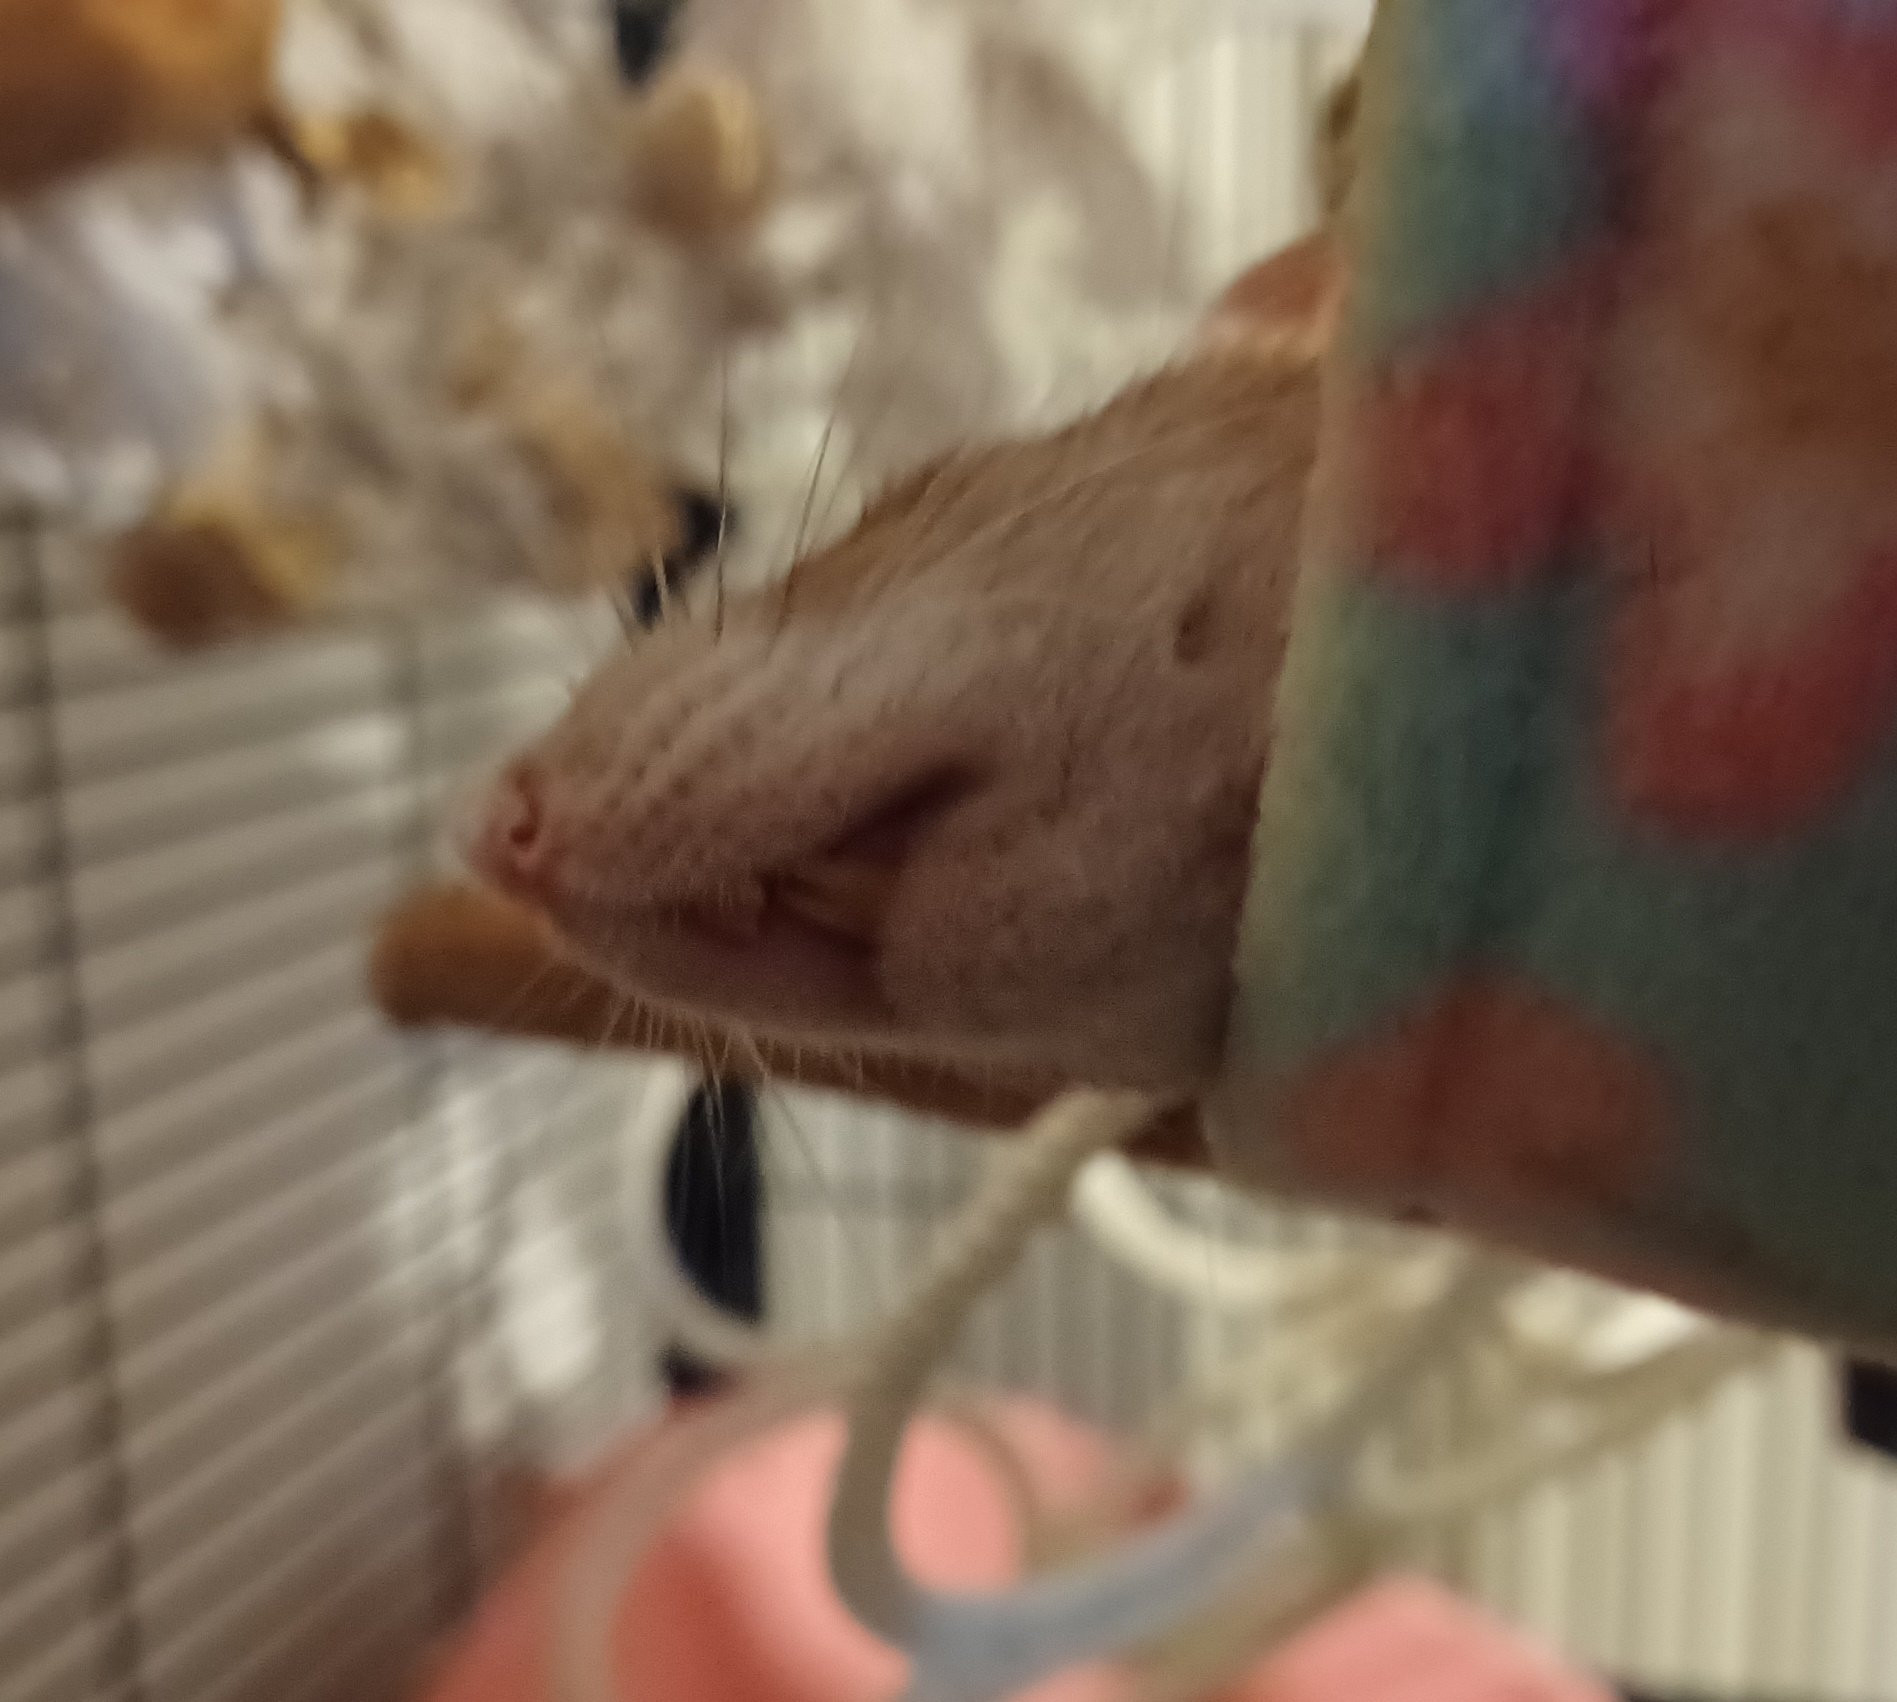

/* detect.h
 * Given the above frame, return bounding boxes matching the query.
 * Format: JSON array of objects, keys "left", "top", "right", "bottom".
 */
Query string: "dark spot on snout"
[
  {"left": 628, "top": 487, "right": 738, "bottom": 630},
  {"left": 1172, "top": 593, "right": 1215, "bottom": 666}
]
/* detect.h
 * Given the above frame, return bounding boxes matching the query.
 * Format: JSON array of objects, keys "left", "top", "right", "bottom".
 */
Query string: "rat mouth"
[{"left": 544, "top": 765, "right": 978, "bottom": 1034}]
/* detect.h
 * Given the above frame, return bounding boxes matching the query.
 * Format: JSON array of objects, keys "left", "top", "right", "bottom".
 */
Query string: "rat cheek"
[
  {"left": 867, "top": 872, "right": 1006, "bottom": 1036},
  {"left": 875, "top": 836, "right": 1082, "bottom": 1041}
]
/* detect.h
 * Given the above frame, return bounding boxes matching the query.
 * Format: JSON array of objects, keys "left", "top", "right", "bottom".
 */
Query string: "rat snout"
[{"left": 467, "top": 762, "right": 560, "bottom": 902}]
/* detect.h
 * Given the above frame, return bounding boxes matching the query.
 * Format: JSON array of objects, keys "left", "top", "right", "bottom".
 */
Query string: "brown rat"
[
  {"left": 376, "top": 67, "right": 1357, "bottom": 1139},
  {"left": 456, "top": 238, "right": 1329, "bottom": 1107}
]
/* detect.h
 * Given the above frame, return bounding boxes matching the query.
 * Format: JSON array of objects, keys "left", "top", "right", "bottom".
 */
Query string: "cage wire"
[{"left": 3, "top": 6, "right": 1897, "bottom": 1702}]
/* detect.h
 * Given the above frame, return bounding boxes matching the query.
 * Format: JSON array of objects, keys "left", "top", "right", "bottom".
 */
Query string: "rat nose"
[{"left": 473, "top": 764, "right": 558, "bottom": 897}]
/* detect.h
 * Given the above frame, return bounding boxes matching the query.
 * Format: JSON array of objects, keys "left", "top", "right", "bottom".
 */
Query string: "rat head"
[{"left": 469, "top": 335, "right": 1317, "bottom": 1095}]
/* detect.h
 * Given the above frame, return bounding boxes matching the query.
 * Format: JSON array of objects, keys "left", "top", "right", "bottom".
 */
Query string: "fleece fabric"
[{"left": 1211, "top": 0, "right": 1897, "bottom": 1354}]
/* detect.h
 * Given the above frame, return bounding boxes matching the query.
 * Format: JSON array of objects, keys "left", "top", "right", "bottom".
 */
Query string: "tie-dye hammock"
[{"left": 1212, "top": 0, "right": 1897, "bottom": 1356}]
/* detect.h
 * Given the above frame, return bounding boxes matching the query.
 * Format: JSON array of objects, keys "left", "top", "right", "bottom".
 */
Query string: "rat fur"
[{"left": 463, "top": 240, "right": 1330, "bottom": 1105}]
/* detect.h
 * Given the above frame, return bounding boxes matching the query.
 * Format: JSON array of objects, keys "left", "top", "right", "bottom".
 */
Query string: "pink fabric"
[
  {"left": 1244, "top": 1579, "right": 1617, "bottom": 1702},
  {"left": 422, "top": 1401, "right": 1607, "bottom": 1702},
  {"left": 426, "top": 1400, "right": 1129, "bottom": 1702}
]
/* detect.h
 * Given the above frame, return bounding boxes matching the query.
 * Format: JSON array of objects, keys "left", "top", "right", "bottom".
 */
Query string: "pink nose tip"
[{"left": 476, "top": 765, "right": 555, "bottom": 895}]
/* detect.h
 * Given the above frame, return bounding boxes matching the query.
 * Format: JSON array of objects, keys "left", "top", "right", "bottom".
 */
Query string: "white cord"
[
  {"left": 591, "top": 1066, "right": 1753, "bottom": 1702},
  {"left": 1355, "top": 1332, "right": 1766, "bottom": 1528},
  {"left": 825, "top": 1088, "right": 1521, "bottom": 1702},
  {"left": 1072, "top": 1152, "right": 1340, "bottom": 1312},
  {"left": 615, "top": 1058, "right": 1063, "bottom": 1549},
  {"left": 828, "top": 1094, "right": 1155, "bottom": 1647},
  {"left": 1126, "top": 1247, "right": 1467, "bottom": 1471}
]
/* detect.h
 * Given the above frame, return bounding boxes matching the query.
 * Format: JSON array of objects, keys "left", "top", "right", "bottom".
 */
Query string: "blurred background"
[{"left": 3, "top": 4, "right": 1897, "bottom": 1701}]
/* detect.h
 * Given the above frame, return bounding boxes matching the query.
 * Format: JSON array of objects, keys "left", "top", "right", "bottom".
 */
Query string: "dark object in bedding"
[
  {"left": 610, "top": 0, "right": 681, "bottom": 85},
  {"left": 1843, "top": 1357, "right": 1897, "bottom": 1460}
]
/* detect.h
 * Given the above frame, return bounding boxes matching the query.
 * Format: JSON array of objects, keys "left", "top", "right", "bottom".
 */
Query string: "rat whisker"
[
  {"left": 788, "top": 408, "right": 840, "bottom": 593},
  {"left": 714, "top": 348, "right": 732, "bottom": 641},
  {"left": 593, "top": 987, "right": 633, "bottom": 1057},
  {"left": 750, "top": 1059, "right": 856, "bottom": 1271},
  {"left": 822, "top": 293, "right": 932, "bottom": 551},
  {"left": 482, "top": 946, "right": 594, "bottom": 1042},
  {"left": 616, "top": 545, "right": 670, "bottom": 646},
  {"left": 776, "top": 317, "right": 872, "bottom": 628},
  {"left": 699, "top": 1016, "right": 729, "bottom": 1085},
  {"left": 734, "top": 1027, "right": 777, "bottom": 1094},
  {"left": 709, "top": 1016, "right": 739, "bottom": 1085},
  {"left": 698, "top": 1074, "right": 729, "bottom": 1257},
  {"left": 531, "top": 963, "right": 595, "bottom": 1032},
  {"left": 679, "top": 1011, "right": 712, "bottom": 1079},
  {"left": 876, "top": 457, "right": 968, "bottom": 606},
  {"left": 610, "top": 580, "right": 642, "bottom": 642},
  {"left": 653, "top": 545, "right": 674, "bottom": 624},
  {"left": 485, "top": 955, "right": 570, "bottom": 1035},
  {"left": 847, "top": 1046, "right": 873, "bottom": 1101}
]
